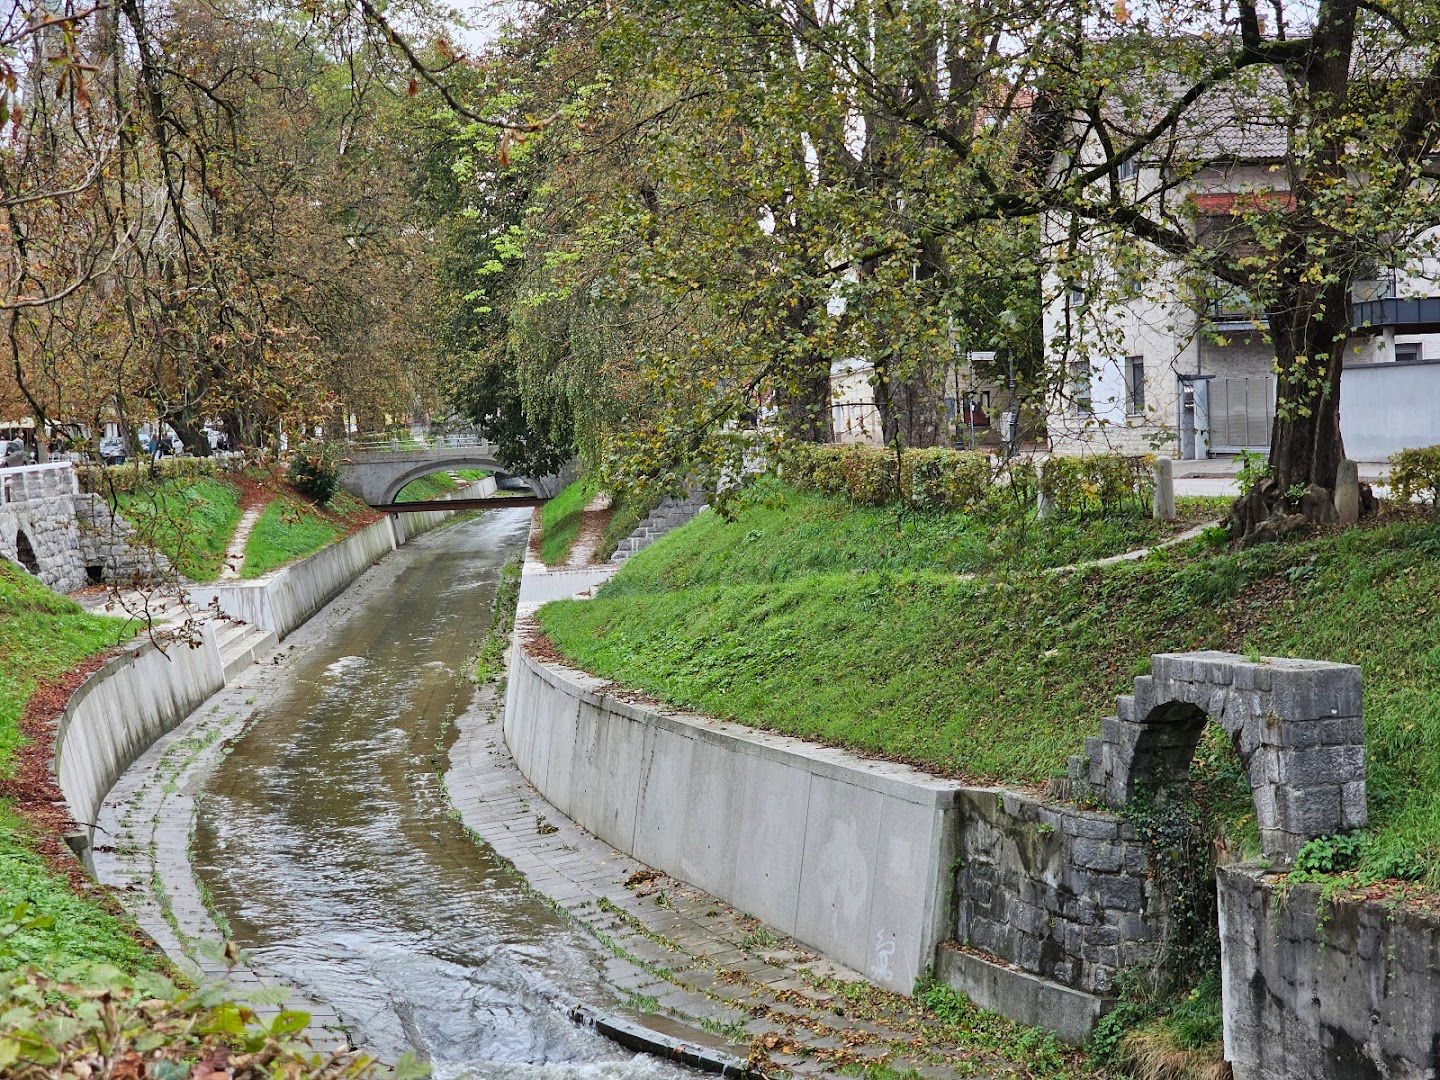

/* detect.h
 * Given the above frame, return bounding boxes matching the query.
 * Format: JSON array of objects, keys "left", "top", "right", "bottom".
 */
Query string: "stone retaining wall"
[
  {"left": 1219, "top": 866, "right": 1440, "bottom": 1080},
  {"left": 0, "top": 462, "right": 88, "bottom": 592}
]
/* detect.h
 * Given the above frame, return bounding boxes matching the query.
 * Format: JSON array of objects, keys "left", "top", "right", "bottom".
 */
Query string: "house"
[{"left": 1041, "top": 70, "right": 1440, "bottom": 463}]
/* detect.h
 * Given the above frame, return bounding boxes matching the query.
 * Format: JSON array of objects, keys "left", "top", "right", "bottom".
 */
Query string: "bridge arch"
[
  {"left": 1082, "top": 651, "right": 1365, "bottom": 865},
  {"left": 378, "top": 458, "right": 527, "bottom": 505}
]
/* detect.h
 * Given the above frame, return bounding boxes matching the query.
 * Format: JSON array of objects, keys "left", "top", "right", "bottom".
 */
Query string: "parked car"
[
  {"left": 1, "top": 439, "right": 27, "bottom": 467},
  {"left": 98, "top": 435, "right": 127, "bottom": 465}
]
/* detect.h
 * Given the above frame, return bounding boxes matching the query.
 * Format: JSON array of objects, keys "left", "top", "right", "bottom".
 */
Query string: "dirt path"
[
  {"left": 566, "top": 492, "right": 614, "bottom": 567},
  {"left": 219, "top": 498, "right": 268, "bottom": 580}
]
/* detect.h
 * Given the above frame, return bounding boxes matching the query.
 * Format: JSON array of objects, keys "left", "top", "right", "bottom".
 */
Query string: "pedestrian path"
[
  {"left": 218, "top": 499, "right": 267, "bottom": 580},
  {"left": 449, "top": 687, "right": 1028, "bottom": 1078}
]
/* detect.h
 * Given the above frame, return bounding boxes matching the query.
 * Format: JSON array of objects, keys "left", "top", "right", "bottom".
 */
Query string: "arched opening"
[
  {"left": 380, "top": 459, "right": 530, "bottom": 504},
  {"left": 13, "top": 528, "right": 40, "bottom": 576}
]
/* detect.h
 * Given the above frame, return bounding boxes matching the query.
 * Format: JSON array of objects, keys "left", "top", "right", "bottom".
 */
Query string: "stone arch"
[
  {"left": 13, "top": 528, "right": 40, "bottom": 576},
  {"left": 1082, "top": 651, "right": 1365, "bottom": 865},
  {"left": 378, "top": 457, "right": 519, "bottom": 504}
]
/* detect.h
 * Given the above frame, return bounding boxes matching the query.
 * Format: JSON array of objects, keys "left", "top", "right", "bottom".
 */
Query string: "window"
[
  {"left": 1395, "top": 342, "right": 1423, "bottom": 364},
  {"left": 1128, "top": 356, "right": 1146, "bottom": 413},
  {"left": 1116, "top": 158, "right": 1139, "bottom": 182},
  {"left": 1068, "top": 285, "right": 1087, "bottom": 310},
  {"left": 1070, "top": 359, "right": 1093, "bottom": 415}
]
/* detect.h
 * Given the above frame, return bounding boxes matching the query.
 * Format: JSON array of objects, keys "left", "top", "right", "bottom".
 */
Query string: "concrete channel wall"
[
  {"left": 54, "top": 479, "right": 492, "bottom": 854},
  {"left": 504, "top": 640, "right": 961, "bottom": 995},
  {"left": 190, "top": 477, "right": 496, "bottom": 637}
]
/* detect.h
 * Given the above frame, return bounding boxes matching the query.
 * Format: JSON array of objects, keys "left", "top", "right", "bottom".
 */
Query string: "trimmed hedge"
[
  {"left": 77, "top": 454, "right": 236, "bottom": 496},
  {"left": 781, "top": 442, "right": 1153, "bottom": 516},
  {"left": 1391, "top": 445, "right": 1440, "bottom": 506}
]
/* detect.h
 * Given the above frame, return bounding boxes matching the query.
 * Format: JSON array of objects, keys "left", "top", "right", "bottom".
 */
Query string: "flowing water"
[{"left": 190, "top": 509, "right": 691, "bottom": 1078}]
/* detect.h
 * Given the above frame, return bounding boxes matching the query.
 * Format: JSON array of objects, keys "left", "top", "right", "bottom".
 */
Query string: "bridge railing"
[{"left": 342, "top": 430, "right": 495, "bottom": 454}]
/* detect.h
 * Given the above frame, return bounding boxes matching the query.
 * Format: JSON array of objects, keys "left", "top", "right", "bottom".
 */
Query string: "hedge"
[
  {"left": 76, "top": 454, "right": 238, "bottom": 496},
  {"left": 781, "top": 442, "right": 1154, "bottom": 516}
]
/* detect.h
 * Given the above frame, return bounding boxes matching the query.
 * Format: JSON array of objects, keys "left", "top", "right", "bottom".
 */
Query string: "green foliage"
[
  {"left": 287, "top": 445, "right": 340, "bottom": 505},
  {"left": 1293, "top": 832, "right": 1368, "bottom": 875},
  {"left": 473, "top": 556, "right": 522, "bottom": 684},
  {"left": 1039, "top": 455, "right": 1155, "bottom": 516},
  {"left": 115, "top": 477, "right": 244, "bottom": 583},
  {"left": 913, "top": 980, "right": 1073, "bottom": 1073},
  {"left": 1234, "top": 449, "right": 1274, "bottom": 495},
  {"left": 240, "top": 497, "right": 348, "bottom": 578},
  {"left": 78, "top": 455, "right": 233, "bottom": 496},
  {"left": 1390, "top": 445, "right": 1440, "bottom": 506},
  {"left": 0, "top": 949, "right": 416, "bottom": 1078},
  {"left": 0, "top": 816, "right": 152, "bottom": 974}
]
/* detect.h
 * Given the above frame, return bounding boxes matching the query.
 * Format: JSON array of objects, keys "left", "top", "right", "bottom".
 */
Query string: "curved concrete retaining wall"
[
  {"left": 505, "top": 639, "right": 962, "bottom": 995},
  {"left": 190, "top": 477, "right": 496, "bottom": 637},
  {"left": 55, "top": 479, "right": 492, "bottom": 851},
  {"left": 57, "top": 628, "right": 228, "bottom": 834}
]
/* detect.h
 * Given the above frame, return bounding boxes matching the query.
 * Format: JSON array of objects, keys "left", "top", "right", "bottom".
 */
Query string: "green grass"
[
  {"left": 0, "top": 563, "right": 149, "bottom": 974},
  {"left": 539, "top": 500, "right": 1440, "bottom": 885},
  {"left": 395, "top": 469, "right": 490, "bottom": 501},
  {"left": 539, "top": 478, "right": 596, "bottom": 566},
  {"left": 0, "top": 563, "right": 132, "bottom": 773},
  {"left": 239, "top": 495, "right": 355, "bottom": 578},
  {"left": 115, "top": 477, "right": 243, "bottom": 582},
  {"left": 616, "top": 481, "right": 1223, "bottom": 586}
]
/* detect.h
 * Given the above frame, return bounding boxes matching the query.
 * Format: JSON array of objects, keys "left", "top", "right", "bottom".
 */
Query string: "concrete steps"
[{"left": 211, "top": 619, "right": 277, "bottom": 683}]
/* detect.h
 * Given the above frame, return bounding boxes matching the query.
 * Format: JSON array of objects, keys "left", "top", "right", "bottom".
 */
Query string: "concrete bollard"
[
  {"left": 1335, "top": 458, "right": 1360, "bottom": 526},
  {"left": 1036, "top": 461, "right": 1053, "bottom": 519},
  {"left": 1152, "top": 457, "right": 1177, "bottom": 521}
]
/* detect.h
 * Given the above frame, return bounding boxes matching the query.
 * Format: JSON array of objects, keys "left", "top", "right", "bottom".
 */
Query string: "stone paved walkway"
[
  {"left": 92, "top": 643, "right": 350, "bottom": 1050},
  {"left": 449, "top": 683, "right": 1016, "bottom": 1078}
]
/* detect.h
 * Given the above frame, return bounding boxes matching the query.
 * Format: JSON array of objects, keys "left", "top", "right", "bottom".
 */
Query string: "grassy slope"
[
  {"left": 395, "top": 469, "right": 490, "bottom": 501},
  {"left": 239, "top": 490, "right": 373, "bottom": 578},
  {"left": 540, "top": 493, "right": 1440, "bottom": 885},
  {"left": 538, "top": 478, "right": 594, "bottom": 565},
  {"left": 0, "top": 563, "right": 151, "bottom": 972},
  {"left": 115, "top": 476, "right": 243, "bottom": 582}
]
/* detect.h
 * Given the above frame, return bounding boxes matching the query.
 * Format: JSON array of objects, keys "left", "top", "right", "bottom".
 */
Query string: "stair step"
[{"left": 219, "top": 627, "right": 278, "bottom": 682}]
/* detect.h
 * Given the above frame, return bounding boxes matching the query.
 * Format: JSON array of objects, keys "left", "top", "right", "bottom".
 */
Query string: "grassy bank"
[
  {"left": 538, "top": 478, "right": 595, "bottom": 565},
  {"left": 539, "top": 492, "right": 1440, "bottom": 887},
  {"left": 0, "top": 562, "right": 151, "bottom": 973},
  {"left": 395, "top": 468, "right": 490, "bottom": 501},
  {"left": 115, "top": 476, "right": 243, "bottom": 582},
  {"left": 240, "top": 490, "right": 374, "bottom": 578}
]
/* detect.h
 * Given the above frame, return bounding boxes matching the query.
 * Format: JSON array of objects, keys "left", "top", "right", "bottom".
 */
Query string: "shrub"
[
  {"left": 841, "top": 445, "right": 898, "bottom": 505},
  {"left": 908, "top": 448, "right": 992, "bottom": 511},
  {"left": 77, "top": 454, "right": 232, "bottom": 495},
  {"left": 1040, "top": 454, "right": 1154, "bottom": 515},
  {"left": 1390, "top": 445, "right": 1440, "bottom": 506},
  {"left": 288, "top": 444, "right": 340, "bottom": 504}
]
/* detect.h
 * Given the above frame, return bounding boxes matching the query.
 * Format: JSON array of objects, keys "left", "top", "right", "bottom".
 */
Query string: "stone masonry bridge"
[{"left": 337, "top": 434, "right": 565, "bottom": 505}]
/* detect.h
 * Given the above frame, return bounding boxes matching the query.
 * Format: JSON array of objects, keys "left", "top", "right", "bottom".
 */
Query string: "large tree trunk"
[
  {"left": 875, "top": 352, "right": 946, "bottom": 448},
  {"left": 774, "top": 357, "right": 833, "bottom": 443}
]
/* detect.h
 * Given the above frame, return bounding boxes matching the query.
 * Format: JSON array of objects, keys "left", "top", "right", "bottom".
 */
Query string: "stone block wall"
[
  {"left": 953, "top": 788, "right": 1160, "bottom": 997},
  {"left": 611, "top": 492, "right": 707, "bottom": 563},
  {"left": 1078, "top": 651, "right": 1365, "bottom": 864},
  {"left": 0, "top": 463, "right": 88, "bottom": 592},
  {"left": 1219, "top": 866, "right": 1440, "bottom": 1080},
  {"left": 74, "top": 493, "right": 174, "bottom": 584}
]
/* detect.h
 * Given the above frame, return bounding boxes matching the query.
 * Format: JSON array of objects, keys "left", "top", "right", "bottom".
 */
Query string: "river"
[{"left": 186, "top": 509, "right": 692, "bottom": 1078}]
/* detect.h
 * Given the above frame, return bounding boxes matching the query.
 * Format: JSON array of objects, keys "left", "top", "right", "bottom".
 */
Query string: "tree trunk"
[
  {"left": 167, "top": 411, "right": 213, "bottom": 457},
  {"left": 875, "top": 352, "right": 946, "bottom": 448},
  {"left": 774, "top": 357, "right": 833, "bottom": 443}
]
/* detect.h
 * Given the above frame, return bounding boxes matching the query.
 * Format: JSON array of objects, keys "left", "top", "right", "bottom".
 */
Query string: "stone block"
[
  {"left": 1071, "top": 838, "right": 1124, "bottom": 872},
  {"left": 934, "top": 947, "right": 1105, "bottom": 1046},
  {"left": 1320, "top": 715, "right": 1364, "bottom": 746},
  {"left": 1282, "top": 785, "right": 1343, "bottom": 840},
  {"left": 1097, "top": 875, "right": 1145, "bottom": 912},
  {"left": 1062, "top": 813, "right": 1119, "bottom": 840},
  {"left": 1341, "top": 781, "right": 1368, "bottom": 829}
]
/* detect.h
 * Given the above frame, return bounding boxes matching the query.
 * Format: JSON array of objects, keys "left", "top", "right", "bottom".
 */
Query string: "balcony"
[{"left": 1351, "top": 295, "right": 1440, "bottom": 333}]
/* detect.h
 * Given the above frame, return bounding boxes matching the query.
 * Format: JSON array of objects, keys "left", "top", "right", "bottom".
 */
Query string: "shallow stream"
[{"left": 189, "top": 509, "right": 689, "bottom": 1078}]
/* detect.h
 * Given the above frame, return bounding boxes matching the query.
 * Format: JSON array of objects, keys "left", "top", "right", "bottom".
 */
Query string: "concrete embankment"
[{"left": 54, "top": 478, "right": 494, "bottom": 859}]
